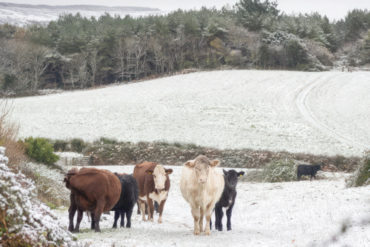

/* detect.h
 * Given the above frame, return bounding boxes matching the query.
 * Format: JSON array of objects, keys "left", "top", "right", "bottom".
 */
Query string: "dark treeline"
[{"left": 1, "top": 0, "right": 370, "bottom": 95}]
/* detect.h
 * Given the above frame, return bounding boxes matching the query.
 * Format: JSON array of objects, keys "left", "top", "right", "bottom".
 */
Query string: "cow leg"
[
  {"left": 113, "top": 210, "right": 119, "bottom": 228},
  {"left": 139, "top": 200, "right": 146, "bottom": 221},
  {"left": 204, "top": 203, "right": 214, "bottom": 235},
  {"left": 215, "top": 205, "right": 223, "bottom": 231},
  {"left": 74, "top": 209, "right": 83, "bottom": 232},
  {"left": 91, "top": 212, "right": 95, "bottom": 230},
  {"left": 147, "top": 197, "right": 154, "bottom": 222},
  {"left": 137, "top": 202, "right": 141, "bottom": 215},
  {"left": 226, "top": 203, "right": 234, "bottom": 231},
  {"left": 120, "top": 210, "right": 125, "bottom": 227},
  {"left": 93, "top": 212, "right": 102, "bottom": 232},
  {"left": 158, "top": 200, "right": 166, "bottom": 224},
  {"left": 93, "top": 201, "right": 105, "bottom": 232},
  {"left": 126, "top": 209, "right": 133, "bottom": 228},
  {"left": 68, "top": 199, "right": 77, "bottom": 232},
  {"left": 191, "top": 207, "right": 201, "bottom": 235},
  {"left": 199, "top": 207, "right": 204, "bottom": 232}
]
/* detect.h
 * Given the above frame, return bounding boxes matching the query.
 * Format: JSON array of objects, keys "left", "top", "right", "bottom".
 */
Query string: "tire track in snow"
[{"left": 295, "top": 73, "right": 367, "bottom": 151}]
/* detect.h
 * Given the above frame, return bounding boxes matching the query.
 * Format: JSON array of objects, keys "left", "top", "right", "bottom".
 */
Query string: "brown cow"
[
  {"left": 64, "top": 167, "right": 121, "bottom": 232},
  {"left": 133, "top": 162, "right": 173, "bottom": 223}
]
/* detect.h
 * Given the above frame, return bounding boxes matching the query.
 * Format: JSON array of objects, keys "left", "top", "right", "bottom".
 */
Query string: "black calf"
[
  {"left": 212, "top": 169, "right": 244, "bottom": 231},
  {"left": 112, "top": 173, "right": 139, "bottom": 228},
  {"left": 297, "top": 164, "right": 321, "bottom": 181}
]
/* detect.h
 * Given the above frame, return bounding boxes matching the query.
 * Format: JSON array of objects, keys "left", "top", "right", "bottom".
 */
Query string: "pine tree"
[{"left": 236, "top": 0, "right": 279, "bottom": 31}]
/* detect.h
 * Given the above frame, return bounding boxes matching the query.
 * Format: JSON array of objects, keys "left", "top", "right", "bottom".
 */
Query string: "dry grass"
[{"left": 0, "top": 100, "right": 26, "bottom": 166}]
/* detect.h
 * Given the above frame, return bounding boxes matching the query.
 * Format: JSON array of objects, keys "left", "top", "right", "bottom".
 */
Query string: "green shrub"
[
  {"left": 262, "top": 159, "right": 297, "bottom": 182},
  {"left": 24, "top": 137, "right": 59, "bottom": 165},
  {"left": 99, "top": 137, "right": 118, "bottom": 145},
  {"left": 53, "top": 139, "right": 67, "bottom": 152},
  {"left": 347, "top": 152, "right": 370, "bottom": 187},
  {"left": 70, "top": 138, "right": 86, "bottom": 153}
]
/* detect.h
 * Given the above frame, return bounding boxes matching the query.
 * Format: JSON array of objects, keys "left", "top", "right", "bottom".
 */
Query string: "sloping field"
[
  {"left": 8, "top": 70, "right": 370, "bottom": 156},
  {"left": 54, "top": 165, "right": 370, "bottom": 247}
]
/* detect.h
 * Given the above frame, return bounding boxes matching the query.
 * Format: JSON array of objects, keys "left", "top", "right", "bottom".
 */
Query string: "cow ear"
[
  {"left": 210, "top": 159, "right": 220, "bottom": 167},
  {"left": 146, "top": 169, "right": 154, "bottom": 175},
  {"left": 238, "top": 171, "right": 245, "bottom": 177},
  {"left": 223, "top": 169, "right": 228, "bottom": 175},
  {"left": 165, "top": 169, "right": 173, "bottom": 174},
  {"left": 185, "top": 160, "right": 195, "bottom": 168}
]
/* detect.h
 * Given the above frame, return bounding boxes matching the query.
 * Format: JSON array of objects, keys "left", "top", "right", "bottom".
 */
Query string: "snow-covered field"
[
  {"left": 54, "top": 165, "right": 370, "bottom": 247},
  {"left": 9, "top": 70, "right": 370, "bottom": 156}
]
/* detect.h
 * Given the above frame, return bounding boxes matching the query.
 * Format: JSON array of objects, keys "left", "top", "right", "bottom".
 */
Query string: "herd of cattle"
[{"left": 63, "top": 155, "right": 321, "bottom": 235}]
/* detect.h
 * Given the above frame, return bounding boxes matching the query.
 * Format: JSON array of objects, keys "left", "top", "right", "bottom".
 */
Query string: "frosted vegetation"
[
  {"left": 0, "top": 147, "right": 73, "bottom": 246},
  {"left": 1, "top": 0, "right": 370, "bottom": 95},
  {"left": 347, "top": 152, "right": 370, "bottom": 187}
]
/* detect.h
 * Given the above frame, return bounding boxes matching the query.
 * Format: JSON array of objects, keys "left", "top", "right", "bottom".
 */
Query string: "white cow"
[{"left": 180, "top": 155, "right": 225, "bottom": 235}]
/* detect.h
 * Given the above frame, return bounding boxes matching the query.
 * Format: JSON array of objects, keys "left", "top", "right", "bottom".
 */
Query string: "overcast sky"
[{"left": 2, "top": 0, "right": 370, "bottom": 20}]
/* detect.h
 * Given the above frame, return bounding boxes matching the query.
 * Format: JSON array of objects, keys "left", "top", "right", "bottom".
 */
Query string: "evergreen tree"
[{"left": 236, "top": 0, "right": 279, "bottom": 31}]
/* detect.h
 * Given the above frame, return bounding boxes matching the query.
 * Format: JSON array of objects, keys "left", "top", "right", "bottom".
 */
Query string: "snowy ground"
[
  {"left": 55, "top": 165, "right": 370, "bottom": 247},
  {"left": 9, "top": 70, "right": 370, "bottom": 156}
]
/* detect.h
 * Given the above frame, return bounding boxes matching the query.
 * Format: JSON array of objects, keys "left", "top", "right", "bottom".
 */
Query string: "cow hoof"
[
  {"left": 158, "top": 219, "right": 162, "bottom": 224},
  {"left": 205, "top": 230, "right": 211, "bottom": 235},
  {"left": 72, "top": 229, "right": 79, "bottom": 233},
  {"left": 194, "top": 230, "right": 200, "bottom": 235}
]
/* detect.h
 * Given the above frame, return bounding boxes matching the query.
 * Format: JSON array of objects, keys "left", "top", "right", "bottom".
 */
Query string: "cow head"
[
  {"left": 313, "top": 165, "right": 321, "bottom": 174},
  {"left": 185, "top": 155, "right": 220, "bottom": 184},
  {"left": 63, "top": 168, "right": 79, "bottom": 189},
  {"left": 223, "top": 169, "right": 245, "bottom": 188},
  {"left": 146, "top": 165, "right": 173, "bottom": 191}
]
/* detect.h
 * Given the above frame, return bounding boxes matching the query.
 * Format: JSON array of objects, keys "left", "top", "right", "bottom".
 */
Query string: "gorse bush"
[
  {"left": 53, "top": 139, "right": 67, "bottom": 152},
  {"left": 70, "top": 138, "right": 86, "bottom": 153},
  {"left": 262, "top": 159, "right": 297, "bottom": 182},
  {"left": 24, "top": 137, "right": 59, "bottom": 165},
  {"left": 347, "top": 152, "right": 370, "bottom": 187}
]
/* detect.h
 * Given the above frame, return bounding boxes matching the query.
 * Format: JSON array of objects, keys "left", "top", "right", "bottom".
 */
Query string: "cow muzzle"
[{"left": 155, "top": 188, "right": 166, "bottom": 193}]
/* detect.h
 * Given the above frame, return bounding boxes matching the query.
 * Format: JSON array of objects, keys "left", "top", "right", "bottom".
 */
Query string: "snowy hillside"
[
  {"left": 54, "top": 165, "right": 370, "bottom": 247},
  {"left": 9, "top": 70, "right": 370, "bottom": 156},
  {"left": 0, "top": 2, "right": 162, "bottom": 26}
]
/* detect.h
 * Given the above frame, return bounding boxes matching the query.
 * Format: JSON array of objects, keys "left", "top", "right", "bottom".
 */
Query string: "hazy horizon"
[{"left": 1, "top": 0, "right": 370, "bottom": 20}]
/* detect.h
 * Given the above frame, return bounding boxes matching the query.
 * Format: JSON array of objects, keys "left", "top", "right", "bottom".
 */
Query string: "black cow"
[
  {"left": 297, "top": 164, "right": 321, "bottom": 181},
  {"left": 211, "top": 169, "right": 245, "bottom": 231},
  {"left": 112, "top": 173, "right": 139, "bottom": 228}
]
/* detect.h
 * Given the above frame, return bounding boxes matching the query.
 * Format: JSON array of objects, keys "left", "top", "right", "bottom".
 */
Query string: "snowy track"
[
  {"left": 294, "top": 73, "right": 368, "bottom": 151},
  {"left": 8, "top": 70, "right": 370, "bottom": 156},
  {"left": 55, "top": 165, "right": 370, "bottom": 247}
]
